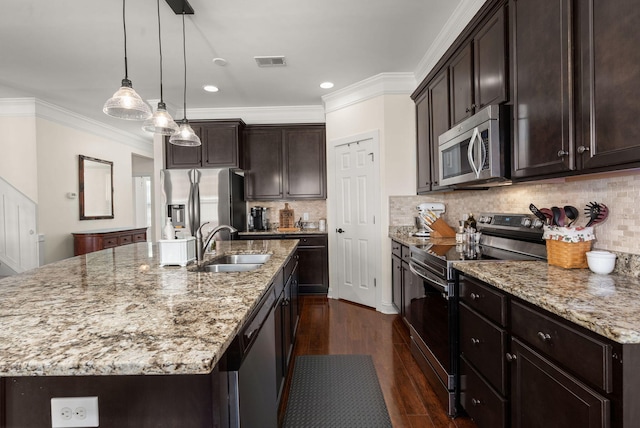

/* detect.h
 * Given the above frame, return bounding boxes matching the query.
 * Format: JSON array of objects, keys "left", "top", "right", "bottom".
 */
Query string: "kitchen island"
[{"left": 0, "top": 239, "right": 298, "bottom": 427}]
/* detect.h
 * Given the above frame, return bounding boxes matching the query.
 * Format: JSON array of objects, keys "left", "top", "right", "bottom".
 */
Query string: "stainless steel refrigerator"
[{"left": 160, "top": 168, "right": 246, "bottom": 238}]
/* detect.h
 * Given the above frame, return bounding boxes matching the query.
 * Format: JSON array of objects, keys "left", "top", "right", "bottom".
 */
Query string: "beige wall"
[
  {"left": 390, "top": 170, "right": 640, "bottom": 255},
  {"left": 325, "top": 93, "right": 416, "bottom": 312},
  {"left": 0, "top": 116, "right": 38, "bottom": 201}
]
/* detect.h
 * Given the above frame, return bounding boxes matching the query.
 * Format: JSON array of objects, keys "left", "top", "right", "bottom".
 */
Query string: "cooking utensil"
[
  {"left": 563, "top": 205, "right": 579, "bottom": 226},
  {"left": 584, "top": 202, "right": 601, "bottom": 227},
  {"left": 529, "top": 204, "right": 548, "bottom": 224},
  {"left": 551, "top": 206, "right": 565, "bottom": 227},
  {"left": 586, "top": 203, "right": 609, "bottom": 227},
  {"left": 540, "top": 208, "right": 554, "bottom": 225}
]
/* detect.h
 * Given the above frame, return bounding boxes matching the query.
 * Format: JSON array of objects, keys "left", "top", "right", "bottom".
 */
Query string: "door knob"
[{"left": 336, "top": 228, "right": 345, "bottom": 233}]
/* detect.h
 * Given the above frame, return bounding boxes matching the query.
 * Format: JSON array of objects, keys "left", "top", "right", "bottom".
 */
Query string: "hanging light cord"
[
  {"left": 181, "top": 12, "right": 187, "bottom": 120},
  {"left": 122, "top": 0, "right": 129, "bottom": 80},
  {"left": 156, "top": 0, "right": 164, "bottom": 103}
]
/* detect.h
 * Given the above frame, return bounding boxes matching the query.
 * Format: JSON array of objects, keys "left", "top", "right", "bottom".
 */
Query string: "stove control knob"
[
  {"left": 521, "top": 218, "right": 532, "bottom": 228},
  {"left": 532, "top": 219, "right": 544, "bottom": 229}
]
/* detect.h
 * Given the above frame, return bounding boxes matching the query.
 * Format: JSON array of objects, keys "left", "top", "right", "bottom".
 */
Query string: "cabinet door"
[
  {"left": 391, "top": 255, "right": 402, "bottom": 314},
  {"left": 244, "top": 128, "right": 283, "bottom": 200},
  {"left": 283, "top": 127, "right": 326, "bottom": 199},
  {"left": 297, "top": 245, "right": 328, "bottom": 294},
  {"left": 429, "top": 70, "right": 451, "bottom": 190},
  {"left": 289, "top": 259, "right": 300, "bottom": 340},
  {"left": 510, "top": 339, "right": 610, "bottom": 428},
  {"left": 449, "top": 44, "right": 474, "bottom": 126},
  {"left": 416, "top": 91, "right": 431, "bottom": 194},
  {"left": 511, "top": 0, "right": 573, "bottom": 179},
  {"left": 474, "top": 7, "right": 507, "bottom": 109},
  {"left": 576, "top": 0, "right": 640, "bottom": 170},
  {"left": 201, "top": 121, "right": 244, "bottom": 168},
  {"left": 165, "top": 125, "right": 203, "bottom": 169}
]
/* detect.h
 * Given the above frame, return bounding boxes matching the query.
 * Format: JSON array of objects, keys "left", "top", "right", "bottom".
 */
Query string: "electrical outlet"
[
  {"left": 51, "top": 397, "right": 99, "bottom": 427},
  {"left": 303, "top": 212, "right": 309, "bottom": 221}
]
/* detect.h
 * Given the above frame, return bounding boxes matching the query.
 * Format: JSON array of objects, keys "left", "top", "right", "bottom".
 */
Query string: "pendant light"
[
  {"left": 169, "top": 12, "right": 201, "bottom": 146},
  {"left": 143, "top": 0, "right": 179, "bottom": 135},
  {"left": 103, "top": 0, "right": 153, "bottom": 121}
]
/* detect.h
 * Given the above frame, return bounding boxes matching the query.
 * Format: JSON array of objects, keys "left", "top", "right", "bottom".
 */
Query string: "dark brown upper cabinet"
[
  {"left": 415, "top": 91, "right": 432, "bottom": 194},
  {"left": 575, "top": 0, "right": 640, "bottom": 171},
  {"left": 244, "top": 124, "right": 326, "bottom": 201},
  {"left": 449, "top": 7, "right": 507, "bottom": 126},
  {"left": 510, "top": 0, "right": 573, "bottom": 179},
  {"left": 165, "top": 119, "right": 245, "bottom": 170}
]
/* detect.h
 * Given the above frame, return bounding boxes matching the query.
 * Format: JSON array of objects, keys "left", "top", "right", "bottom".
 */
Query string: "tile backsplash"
[
  {"left": 247, "top": 200, "right": 327, "bottom": 228},
  {"left": 390, "top": 170, "right": 640, "bottom": 255}
]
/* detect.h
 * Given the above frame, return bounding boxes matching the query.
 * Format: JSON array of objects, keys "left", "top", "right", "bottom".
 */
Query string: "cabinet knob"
[
  {"left": 577, "top": 145, "right": 590, "bottom": 154},
  {"left": 506, "top": 353, "right": 517, "bottom": 362},
  {"left": 470, "top": 292, "right": 480, "bottom": 301},
  {"left": 557, "top": 149, "right": 569, "bottom": 157},
  {"left": 471, "top": 398, "right": 482, "bottom": 407},
  {"left": 471, "top": 337, "right": 480, "bottom": 346},
  {"left": 537, "top": 331, "right": 552, "bottom": 342}
]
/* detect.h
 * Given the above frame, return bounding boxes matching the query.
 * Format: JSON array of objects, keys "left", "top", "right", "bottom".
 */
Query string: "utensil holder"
[
  {"left": 546, "top": 239, "right": 592, "bottom": 269},
  {"left": 428, "top": 218, "right": 456, "bottom": 238}
]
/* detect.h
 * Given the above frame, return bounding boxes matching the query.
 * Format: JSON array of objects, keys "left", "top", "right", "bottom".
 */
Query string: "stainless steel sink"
[
  {"left": 196, "top": 253, "right": 271, "bottom": 273},
  {"left": 211, "top": 254, "right": 271, "bottom": 265},
  {"left": 200, "top": 263, "right": 264, "bottom": 273}
]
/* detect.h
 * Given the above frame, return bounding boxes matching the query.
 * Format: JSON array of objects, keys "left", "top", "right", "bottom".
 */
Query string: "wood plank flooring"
[{"left": 279, "top": 296, "right": 478, "bottom": 428}]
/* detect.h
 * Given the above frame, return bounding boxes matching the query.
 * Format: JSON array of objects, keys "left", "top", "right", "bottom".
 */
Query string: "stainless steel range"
[{"left": 407, "top": 213, "right": 547, "bottom": 416}]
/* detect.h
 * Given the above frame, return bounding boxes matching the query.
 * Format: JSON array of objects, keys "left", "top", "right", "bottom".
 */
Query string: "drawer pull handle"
[
  {"left": 506, "top": 353, "right": 517, "bottom": 363},
  {"left": 471, "top": 337, "right": 480, "bottom": 346},
  {"left": 471, "top": 398, "right": 481, "bottom": 406},
  {"left": 470, "top": 292, "right": 480, "bottom": 300},
  {"left": 537, "top": 331, "right": 552, "bottom": 342}
]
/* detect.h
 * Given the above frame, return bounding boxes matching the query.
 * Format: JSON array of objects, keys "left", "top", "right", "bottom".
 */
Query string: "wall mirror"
[{"left": 79, "top": 155, "right": 114, "bottom": 220}]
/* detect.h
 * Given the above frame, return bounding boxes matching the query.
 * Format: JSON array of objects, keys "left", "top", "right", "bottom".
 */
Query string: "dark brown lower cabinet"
[
  {"left": 460, "top": 358, "right": 508, "bottom": 428},
  {"left": 509, "top": 339, "right": 609, "bottom": 428}
]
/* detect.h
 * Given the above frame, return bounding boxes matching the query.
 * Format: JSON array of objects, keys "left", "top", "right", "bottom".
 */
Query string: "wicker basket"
[{"left": 546, "top": 239, "right": 592, "bottom": 269}]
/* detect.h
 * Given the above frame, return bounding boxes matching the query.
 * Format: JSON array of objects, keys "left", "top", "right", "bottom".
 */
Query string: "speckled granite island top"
[
  {"left": 0, "top": 239, "right": 298, "bottom": 377},
  {"left": 453, "top": 261, "right": 640, "bottom": 344}
]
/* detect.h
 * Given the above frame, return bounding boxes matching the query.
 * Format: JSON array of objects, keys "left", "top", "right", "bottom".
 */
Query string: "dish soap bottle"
[{"left": 163, "top": 217, "right": 175, "bottom": 240}]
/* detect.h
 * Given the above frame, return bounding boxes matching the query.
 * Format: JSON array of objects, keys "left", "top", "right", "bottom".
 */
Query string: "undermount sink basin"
[
  {"left": 196, "top": 253, "right": 271, "bottom": 273},
  {"left": 200, "top": 263, "right": 264, "bottom": 273},
  {"left": 211, "top": 254, "right": 271, "bottom": 265}
]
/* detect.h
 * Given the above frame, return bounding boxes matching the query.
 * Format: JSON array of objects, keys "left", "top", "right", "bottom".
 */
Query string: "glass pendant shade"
[
  {"left": 142, "top": 102, "right": 178, "bottom": 135},
  {"left": 103, "top": 80, "right": 152, "bottom": 121},
  {"left": 169, "top": 119, "right": 201, "bottom": 146}
]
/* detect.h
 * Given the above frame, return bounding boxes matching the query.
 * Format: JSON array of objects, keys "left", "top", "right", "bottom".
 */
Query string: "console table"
[{"left": 73, "top": 227, "right": 148, "bottom": 256}]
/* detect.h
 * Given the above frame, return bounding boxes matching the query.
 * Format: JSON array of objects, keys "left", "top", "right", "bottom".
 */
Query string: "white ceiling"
[{"left": 0, "top": 0, "right": 469, "bottom": 139}]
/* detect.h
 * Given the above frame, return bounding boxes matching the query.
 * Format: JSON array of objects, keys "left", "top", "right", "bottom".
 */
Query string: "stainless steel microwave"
[{"left": 438, "top": 105, "right": 510, "bottom": 187}]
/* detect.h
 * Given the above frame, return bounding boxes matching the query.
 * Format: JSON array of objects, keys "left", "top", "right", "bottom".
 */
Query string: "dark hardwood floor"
[{"left": 279, "top": 296, "right": 478, "bottom": 428}]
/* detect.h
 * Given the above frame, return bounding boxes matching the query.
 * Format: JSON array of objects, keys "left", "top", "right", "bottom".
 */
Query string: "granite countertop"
[
  {"left": 388, "top": 230, "right": 433, "bottom": 247},
  {"left": 239, "top": 230, "right": 327, "bottom": 236},
  {"left": 453, "top": 261, "right": 640, "bottom": 344},
  {"left": 0, "top": 239, "right": 298, "bottom": 377}
]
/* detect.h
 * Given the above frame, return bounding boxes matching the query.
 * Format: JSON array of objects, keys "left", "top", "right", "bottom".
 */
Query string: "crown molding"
[
  {"left": 322, "top": 72, "right": 416, "bottom": 114},
  {"left": 0, "top": 98, "right": 153, "bottom": 154},
  {"left": 187, "top": 105, "right": 326, "bottom": 124},
  {"left": 414, "top": 0, "right": 488, "bottom": 84}
]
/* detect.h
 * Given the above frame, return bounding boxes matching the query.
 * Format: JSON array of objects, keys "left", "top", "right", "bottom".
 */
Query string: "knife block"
[{"left": 429, "top": 218, "right": 457, "bottom": 238}]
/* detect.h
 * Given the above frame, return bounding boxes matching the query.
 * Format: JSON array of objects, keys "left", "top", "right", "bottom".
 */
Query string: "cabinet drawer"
[
  {"left": 118, "top": 235, "right": 133, "bottom": 245},
  {"left": 103, "top": 237, "right": 118, "bottom": 248},
  {"left": 133, "top": 233, "right": 146, "bottom": 242},
  {"left": 391, "top": 240, "right": 402, "bottom": 258},
  {"left": 511, "top": 300, "right": 613, "bottom": 393},
  {"left": 294, "top": 235, "right": 326, "bottom": 247},
  {"left": 401, "top": 245, "right": 411, "bottom": 263},
  {"left": 460, "top": 275, "right": 507, "bottom": 326},
  {"left": 460, "top": 358, "right": 507, "bottom": 428},
  {"left": 460, "top": 303, "right": 508, "bottom": 395},
  {"left": 284, "top": 252, "right": 298, "bottom": 281}
]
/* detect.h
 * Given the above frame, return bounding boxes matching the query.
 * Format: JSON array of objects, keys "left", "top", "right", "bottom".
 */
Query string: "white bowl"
[{"left": 586, "top": 251, "right": 616, "bottom": 275}]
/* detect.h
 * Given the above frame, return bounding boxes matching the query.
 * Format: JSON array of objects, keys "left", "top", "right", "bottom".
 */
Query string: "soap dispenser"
[{"left": 163, "top": 217, "right": 175, "bottom": 240}]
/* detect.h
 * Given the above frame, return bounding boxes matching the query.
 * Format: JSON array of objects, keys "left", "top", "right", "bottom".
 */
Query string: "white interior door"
[{"left": 334, "top": 139, "right": 377, "bottom": 307}]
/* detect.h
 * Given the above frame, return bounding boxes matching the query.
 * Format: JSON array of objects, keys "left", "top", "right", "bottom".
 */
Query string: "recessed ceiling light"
[
  {"left": 320, "top": 82, "right": 334, "bottom": 89},
  {"left": 212, "top": 57, "right": 228, "bottom": 66},
  {"left": 203, "top": 85, "right": 219, "bottom": 93}
]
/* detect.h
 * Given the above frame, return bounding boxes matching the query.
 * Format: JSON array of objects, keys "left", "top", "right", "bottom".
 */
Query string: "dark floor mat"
[{"left": 282, "top": 354, "right": 392, "bottom": 428}]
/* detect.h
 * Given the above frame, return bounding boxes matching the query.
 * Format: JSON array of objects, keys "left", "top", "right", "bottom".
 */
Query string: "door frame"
[{"left": 327, "top": 130, "right": 382, "bottom": 310}]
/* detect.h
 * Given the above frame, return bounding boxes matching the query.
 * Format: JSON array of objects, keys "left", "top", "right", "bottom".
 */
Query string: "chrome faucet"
[{"left": 196, "top": 223, "right": 238, "bottom": 261}]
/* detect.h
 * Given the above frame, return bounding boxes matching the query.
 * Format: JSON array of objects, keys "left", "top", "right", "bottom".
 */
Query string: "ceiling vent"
[{"left": 254, "top": 56, "right": 287, "bottom": 67}]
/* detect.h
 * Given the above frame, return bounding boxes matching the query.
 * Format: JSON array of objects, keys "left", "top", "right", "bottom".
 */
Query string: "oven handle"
[{"left": 409, "top": 261, "right": 450, "bottom": 295}]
